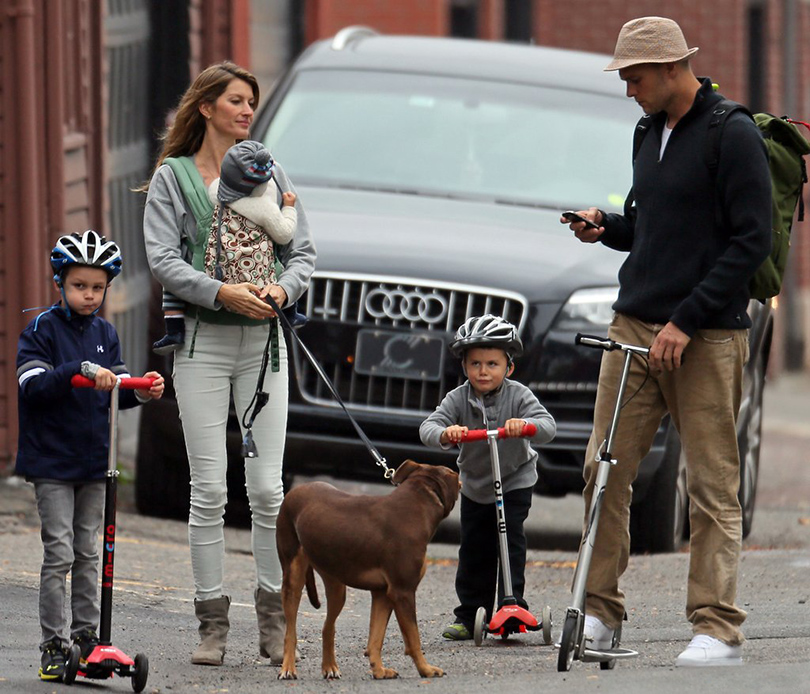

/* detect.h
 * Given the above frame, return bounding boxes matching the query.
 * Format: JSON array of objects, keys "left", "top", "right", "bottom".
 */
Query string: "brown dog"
[{"left": 276, "top": 460, "right": 460, "bottom": 680}]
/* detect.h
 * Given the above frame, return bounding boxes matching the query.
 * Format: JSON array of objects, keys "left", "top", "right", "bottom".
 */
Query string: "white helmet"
[
  {"left": 50, "top": 230, "right": 123, "bottom": 284},
  {"left": 449, "top": 314, "right": 523, "bottom": 358}
]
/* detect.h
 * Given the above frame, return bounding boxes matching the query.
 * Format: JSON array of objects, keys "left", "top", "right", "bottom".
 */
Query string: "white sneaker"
[
  {"left": 583, "top": 615, "right": 615, "bottom": 650},
  {"left": 676, "top": 634, "right": 743, "bottom": 667}
]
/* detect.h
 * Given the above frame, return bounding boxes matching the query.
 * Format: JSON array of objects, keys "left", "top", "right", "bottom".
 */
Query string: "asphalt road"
[{"left": 0, "top": 373, "right": 808, "bottom": 693}]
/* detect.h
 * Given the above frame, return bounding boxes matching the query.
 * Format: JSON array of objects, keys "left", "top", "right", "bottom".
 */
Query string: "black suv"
[{"left": 136, "top": 28, "right": 771, "bottom": 553}]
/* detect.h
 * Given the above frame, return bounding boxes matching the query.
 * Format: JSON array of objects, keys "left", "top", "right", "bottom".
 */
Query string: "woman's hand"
[
  {"left": 281, "top": 192, "right": 297, "bottom": 207},
  {"left": 216, "top": 283, "right": 275, "bottom": 319},
  {"left": 259, "top": 284, "right": 289, "bottom": 317}
]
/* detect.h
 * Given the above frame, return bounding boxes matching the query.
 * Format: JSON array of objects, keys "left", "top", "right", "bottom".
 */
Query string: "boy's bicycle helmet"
[
  {"left": 449, "top": 314, "right": 523, "bottom": 358},
  {"left": 50, "top": 230, "right": 123, "bottom": 283}
]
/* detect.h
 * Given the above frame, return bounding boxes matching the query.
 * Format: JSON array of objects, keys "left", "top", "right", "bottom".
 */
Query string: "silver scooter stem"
[
  {"left": 487, "top": 431, "right": 514, "bottom": 598},
  {"left": 569, "top": 348, "right": 634, "bottom": 611}
]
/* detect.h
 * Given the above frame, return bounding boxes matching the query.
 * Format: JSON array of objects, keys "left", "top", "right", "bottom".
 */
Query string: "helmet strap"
[
  {"left": 90, "top": 285, "right": 109, "bottom": 316},
  {"left": 57, "top": 283, "right": 72, "bottom": 319}
]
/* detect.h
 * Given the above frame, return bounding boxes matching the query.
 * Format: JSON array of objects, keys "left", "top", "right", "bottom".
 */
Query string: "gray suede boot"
[
  {"left": 255, "top": 587, "right": 287, "bottom": 664},
  {"left": 191, "top": 595, "right": 230, "bottom": 665}
]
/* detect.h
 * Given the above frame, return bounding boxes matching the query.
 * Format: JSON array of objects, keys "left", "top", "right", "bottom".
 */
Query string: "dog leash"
[{"left": 263, "top": 294, "right": 396, "bottom": 483}]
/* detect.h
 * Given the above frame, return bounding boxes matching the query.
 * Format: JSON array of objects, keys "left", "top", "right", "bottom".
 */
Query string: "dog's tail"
[{"left": 305, "top": 565, "right": 321, "bottom": 609}]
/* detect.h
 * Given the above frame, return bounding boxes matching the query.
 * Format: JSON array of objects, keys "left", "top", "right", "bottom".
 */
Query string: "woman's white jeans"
[{"left": 174, "top": 318, "right": 288, "bottom": 600}]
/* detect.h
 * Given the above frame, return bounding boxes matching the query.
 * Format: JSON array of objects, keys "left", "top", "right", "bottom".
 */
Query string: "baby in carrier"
[{"left": 153, "top": 140, "right": 304, "bottom": 355}]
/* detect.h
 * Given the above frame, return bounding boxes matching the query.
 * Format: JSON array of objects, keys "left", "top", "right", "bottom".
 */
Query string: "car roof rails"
[{"left": 331, "top": 25, "right": 379, "bottom": 51}]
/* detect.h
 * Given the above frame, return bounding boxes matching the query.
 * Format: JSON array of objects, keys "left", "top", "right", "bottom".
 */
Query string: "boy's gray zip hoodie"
[{"left": 420, "top": 379, "right": 556, "bottom": 504}]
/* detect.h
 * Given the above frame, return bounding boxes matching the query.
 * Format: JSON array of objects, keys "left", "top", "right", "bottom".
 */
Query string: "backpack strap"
[
  {"left": 624, "top": 115, "right": 654, "bottom": 217},
  {"left": 704, "top": 99, "right": 753, "bottom": 230},
  {"left": 164, "top": 156, "right": 214, "bottom": 272},
  {"left": 705, "top": 99, "right": 752, "bottom": 171},
  {"left": 632, "top": 114, "right": 653, "bottom": 164}
]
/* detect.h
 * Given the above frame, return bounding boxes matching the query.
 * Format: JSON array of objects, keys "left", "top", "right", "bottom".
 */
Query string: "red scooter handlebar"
[
  {"left": 460, "top": 422, "right": 537, "bottom": 442},
  {"left": 71, "top": 375, "right": 156, "bottom": 390}
]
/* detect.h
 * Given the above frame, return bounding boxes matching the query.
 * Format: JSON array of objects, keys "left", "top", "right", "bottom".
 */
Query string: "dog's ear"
[
  {"left": 392, "top": 459, "right": 420, "bottom": 485},
  {"left": 435, "top": 467, "right": 461, "bottom": 516}
]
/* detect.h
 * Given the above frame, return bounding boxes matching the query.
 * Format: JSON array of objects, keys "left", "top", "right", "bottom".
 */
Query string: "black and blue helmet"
[{"left": 50, "top": 230, "right": 123, "bottom": 284}]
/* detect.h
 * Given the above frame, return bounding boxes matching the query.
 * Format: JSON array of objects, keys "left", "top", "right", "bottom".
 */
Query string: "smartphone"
[{"left": 562, "top": 210, "right": 600, "bottom": 230}]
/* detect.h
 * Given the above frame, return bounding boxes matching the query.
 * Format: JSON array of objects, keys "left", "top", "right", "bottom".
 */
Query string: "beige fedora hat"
[{"left": 605, "top": 16, "right": 698, "bottom": 71}]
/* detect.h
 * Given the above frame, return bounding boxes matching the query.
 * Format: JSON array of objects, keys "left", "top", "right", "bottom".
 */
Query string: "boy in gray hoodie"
[{"left": 420, "top": 314, "right": 556, "bottom": 640}]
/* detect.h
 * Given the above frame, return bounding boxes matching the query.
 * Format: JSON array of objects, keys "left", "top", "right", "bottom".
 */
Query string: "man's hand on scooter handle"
[{"left": 441, "top": 425, "right": 468, "bottom": 445}]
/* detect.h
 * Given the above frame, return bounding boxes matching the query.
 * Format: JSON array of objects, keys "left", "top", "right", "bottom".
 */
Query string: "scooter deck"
[{"left": 582, "top": 646, "right": 638, "bottom": 662}]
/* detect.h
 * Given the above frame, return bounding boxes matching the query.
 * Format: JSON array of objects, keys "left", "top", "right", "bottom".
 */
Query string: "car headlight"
[{"left": 552, "top": 286, "right": 619, "bottom": 331}]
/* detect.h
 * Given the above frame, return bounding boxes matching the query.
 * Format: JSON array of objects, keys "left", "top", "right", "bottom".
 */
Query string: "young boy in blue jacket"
[
  {"left": 15, "top": 230, "right": 164, "bottom": 681},
  {"left": 420, "top": 314, "right": 556, "bottom": 640}
]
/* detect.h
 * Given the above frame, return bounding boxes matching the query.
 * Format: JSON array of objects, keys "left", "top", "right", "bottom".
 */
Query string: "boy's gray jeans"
[{"left": 34, "top": 480, "right": 104, "bottom": 647}]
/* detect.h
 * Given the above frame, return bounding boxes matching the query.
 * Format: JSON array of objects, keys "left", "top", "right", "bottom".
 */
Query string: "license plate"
[{"left": 354, "top": 329, "right": 445, "bottom": 380}]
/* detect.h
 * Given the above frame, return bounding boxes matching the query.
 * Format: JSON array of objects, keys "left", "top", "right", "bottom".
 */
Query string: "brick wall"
[
  {"left": 533, "top": 0, "right": 748, "bottom": 101},
  {"left": 305, "top": 0, "right": 447, "bottom": 43}
]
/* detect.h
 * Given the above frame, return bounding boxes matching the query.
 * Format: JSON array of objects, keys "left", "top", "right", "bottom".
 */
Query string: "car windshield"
[{"left": 260, "top": 69, "right": 637, "bottom": 211}]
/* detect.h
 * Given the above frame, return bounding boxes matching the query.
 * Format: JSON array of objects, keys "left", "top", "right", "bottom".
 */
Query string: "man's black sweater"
[{"left": 601, "top": 78, "right": 771, "bottom": 337}]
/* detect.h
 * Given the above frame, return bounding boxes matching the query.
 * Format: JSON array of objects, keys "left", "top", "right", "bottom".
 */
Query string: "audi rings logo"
[{"left": 365, "top": 287, "right": 449, "bottom": 325}]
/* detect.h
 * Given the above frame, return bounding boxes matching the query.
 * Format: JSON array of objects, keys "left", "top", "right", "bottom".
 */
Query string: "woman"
[{"left": 142, "top": 61, "right": 315, "bottom": 666}]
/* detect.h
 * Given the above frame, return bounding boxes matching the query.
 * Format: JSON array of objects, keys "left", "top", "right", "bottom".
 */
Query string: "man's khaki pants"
[{"left": 582, "top": 313, "right": 748, "bottom": 645}]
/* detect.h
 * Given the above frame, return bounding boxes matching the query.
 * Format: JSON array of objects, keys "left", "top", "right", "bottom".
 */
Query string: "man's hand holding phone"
[{"left": 561, "top": 209, "right": 604, "bottom": 243}]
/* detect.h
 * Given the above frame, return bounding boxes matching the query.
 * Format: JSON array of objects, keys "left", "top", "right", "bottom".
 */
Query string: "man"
[{"left": 562, "top": 17, "right": 771, "bottom": 666}]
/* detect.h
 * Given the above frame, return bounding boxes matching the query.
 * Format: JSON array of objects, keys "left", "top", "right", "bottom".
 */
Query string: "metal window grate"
[{"left": 292, "top": 272, "right": 528, "bottom": 416}]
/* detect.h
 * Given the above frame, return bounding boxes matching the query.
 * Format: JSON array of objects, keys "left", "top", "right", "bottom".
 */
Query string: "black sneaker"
[
  {"left": 39, "top": 639, "right": 66, "bottom": 681},
  {"left": 72, "top": 627, "right": 99, "bottom": 661}
]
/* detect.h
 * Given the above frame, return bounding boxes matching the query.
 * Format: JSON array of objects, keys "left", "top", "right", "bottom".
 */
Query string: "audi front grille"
[{"left": 293, "top": 272, "right": 528, "bottom": 415}]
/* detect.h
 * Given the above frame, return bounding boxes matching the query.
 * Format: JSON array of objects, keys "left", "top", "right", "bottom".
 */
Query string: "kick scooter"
[
  {"left": 460, "top": 422, "right": 553, "bottom": 647},
  {"left": 556, "top": 333, "right": 649, "bottom": 672},
  {"left": 63, "top": 375, "right": 154, "bottom": 692}
]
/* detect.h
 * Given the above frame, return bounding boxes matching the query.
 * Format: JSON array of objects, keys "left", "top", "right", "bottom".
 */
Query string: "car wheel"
[
  {"left": 630, "top": 426, "right": 688, "bottom": 554},
  {"left": 135, "top": 399, "right": 190, "bottom": 520},
  {"left": 737, "top": 348, "right": 764, "bottom": 538}
]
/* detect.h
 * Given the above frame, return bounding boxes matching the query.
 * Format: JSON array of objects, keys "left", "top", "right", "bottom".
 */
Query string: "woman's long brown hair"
[{"left": 136, "top": 61, "right": 260, "bottom": 191}]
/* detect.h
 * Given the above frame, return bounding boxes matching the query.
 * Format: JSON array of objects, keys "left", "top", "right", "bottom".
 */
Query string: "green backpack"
[{"left": 632, "top": 101, "right": 810, "bottom": 302}]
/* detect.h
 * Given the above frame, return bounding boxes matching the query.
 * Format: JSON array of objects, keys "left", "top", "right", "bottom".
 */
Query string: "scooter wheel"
[
  {"left": 63, "top": 644, "right": 81, "bottom": 685},
  {"left": 473, "top": 606, "right": 487, "bottom": 646},
  {"left": 131, "top": 653, "right": 149, "bottom": 692},
  {"left": 557, "top": 612, "right": 578, "bottom": 672},
  {"left": 542, "top": 605, "right": 553, "bottom": 645}
]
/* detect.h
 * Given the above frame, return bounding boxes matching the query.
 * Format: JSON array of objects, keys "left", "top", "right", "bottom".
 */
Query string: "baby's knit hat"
[{"left": 217, "top": 140, "right": 274, "bottom": 204}]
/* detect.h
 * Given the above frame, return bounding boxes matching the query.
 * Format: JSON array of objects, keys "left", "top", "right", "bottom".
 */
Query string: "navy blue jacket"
[
  {"left": 15, "top": 304, "right": 141, "bottom": 482},
  {"left": 602, "top": 79, "right": 771, "bottom": 337}
]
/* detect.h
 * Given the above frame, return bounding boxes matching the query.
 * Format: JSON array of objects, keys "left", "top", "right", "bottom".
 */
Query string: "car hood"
[{"left": 299, "top": 186, "right": 622, "bottom": 303}]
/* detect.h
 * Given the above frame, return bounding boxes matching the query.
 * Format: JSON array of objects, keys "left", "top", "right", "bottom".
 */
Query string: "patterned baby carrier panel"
[{"left": 203, "top": 205, "right": 277, "bottom": 288}]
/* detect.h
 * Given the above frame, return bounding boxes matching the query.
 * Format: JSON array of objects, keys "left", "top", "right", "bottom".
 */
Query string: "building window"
[
  {"left": 747, "top": 3, "right": 767, "bottom": 113},
  {"left": 451, "top": 0, "right": 479, "bottom": 38},
  {"left": 505, "top": 0, "right": 532, "bottom": 43}
]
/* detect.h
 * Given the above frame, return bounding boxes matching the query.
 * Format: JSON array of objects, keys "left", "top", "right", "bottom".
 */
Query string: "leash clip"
[{"left": 375, "top": 455, "right": 395, "bottom": 483}]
